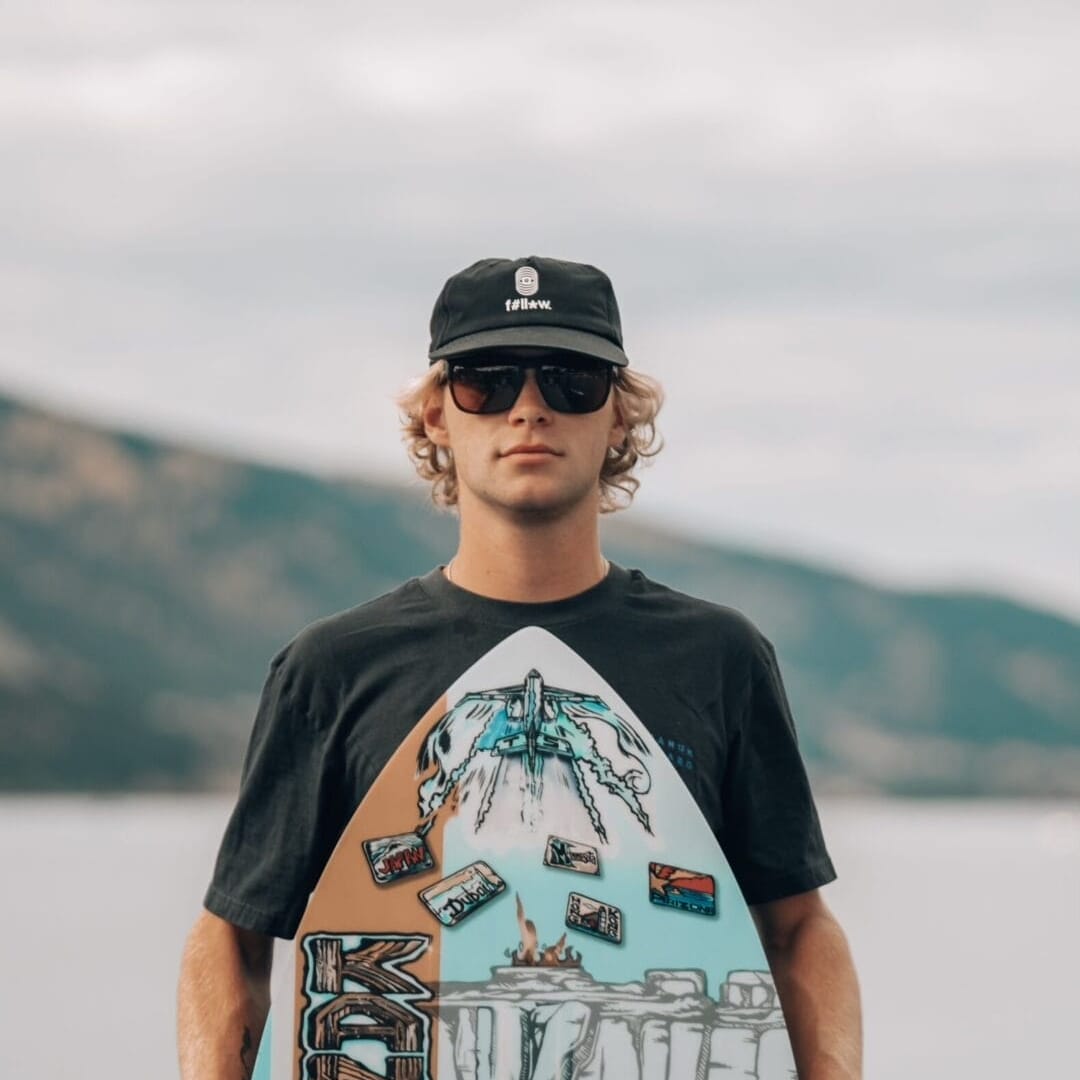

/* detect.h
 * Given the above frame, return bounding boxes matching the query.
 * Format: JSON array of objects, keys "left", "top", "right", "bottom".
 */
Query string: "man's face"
[{"left": 423, "top": 348, "right": 626, "bottom": 521}]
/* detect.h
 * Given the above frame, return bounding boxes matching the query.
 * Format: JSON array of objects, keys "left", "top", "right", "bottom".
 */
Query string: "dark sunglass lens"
[
  {"left": 450, "top": 365, "right": 523, "bottom": 413},
  {"left": 538, "top": 364, "right": 612, "bottom": 413}
]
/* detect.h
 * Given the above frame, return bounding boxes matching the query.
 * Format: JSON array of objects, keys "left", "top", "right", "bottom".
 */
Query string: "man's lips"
[{"left": 501, "top": 443, "right": 561, "bottom": 456}]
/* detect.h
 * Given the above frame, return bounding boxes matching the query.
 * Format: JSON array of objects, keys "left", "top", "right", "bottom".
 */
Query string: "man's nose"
[{"left": 508, "top": 368, "right": 551, "bottom": 422}]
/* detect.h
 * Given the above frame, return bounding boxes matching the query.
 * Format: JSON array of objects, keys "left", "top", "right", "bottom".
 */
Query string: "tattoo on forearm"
[{"left": 240, "top": 1026, "right": 254, "bottom": 1079}]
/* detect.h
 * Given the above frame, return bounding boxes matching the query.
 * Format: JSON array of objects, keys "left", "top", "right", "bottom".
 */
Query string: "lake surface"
[{"left": 1, "top": 796, "right": 1077, "bottom": 1078}]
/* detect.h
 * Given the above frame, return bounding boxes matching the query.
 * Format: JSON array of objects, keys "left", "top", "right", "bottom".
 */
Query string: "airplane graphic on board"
[{"left": 417, "top": 668, "right": 653, "bottom": 842}]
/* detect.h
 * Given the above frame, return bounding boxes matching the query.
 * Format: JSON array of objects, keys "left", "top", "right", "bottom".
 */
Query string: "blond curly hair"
[{"left": 397, "top": 359, "right": 664, "bottom": 513}]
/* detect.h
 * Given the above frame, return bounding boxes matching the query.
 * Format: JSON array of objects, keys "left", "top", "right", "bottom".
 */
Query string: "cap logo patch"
[{"left": 515, "top": 266, "right": 539, "bottom": 296}]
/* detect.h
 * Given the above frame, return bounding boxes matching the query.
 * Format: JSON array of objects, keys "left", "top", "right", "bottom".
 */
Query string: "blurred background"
[{"left": 1, "top": 2, "right": 1077, "bottom": 1077}]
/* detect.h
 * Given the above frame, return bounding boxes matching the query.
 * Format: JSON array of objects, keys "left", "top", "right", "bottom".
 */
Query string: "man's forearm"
[
  {"left": 177, "top": 911, "right": 272, "bottom": 1080},
  {"left": 764, "top": 910, "right": 863, "bottom": 1080}
]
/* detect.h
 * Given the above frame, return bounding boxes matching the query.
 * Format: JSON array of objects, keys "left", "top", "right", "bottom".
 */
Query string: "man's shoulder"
[
  {"left": 624, "top": 566, "right": 767, "bottom": 634},
  {"left": 621, "top": 566, "right": 772, "bottom": 658},
  {"left": 270, "top": 574, "right": 436, "bottom": 674}
]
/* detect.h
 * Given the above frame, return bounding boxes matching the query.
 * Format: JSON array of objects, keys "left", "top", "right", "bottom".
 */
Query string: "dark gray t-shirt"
[{"left": 205, "top": 563, "right": 837, "bottom": 938}]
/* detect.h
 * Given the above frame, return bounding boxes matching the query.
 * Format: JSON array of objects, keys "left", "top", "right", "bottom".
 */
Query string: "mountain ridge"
[{"left": 3, "top": 387, "right": 1078, "bottom": 795}]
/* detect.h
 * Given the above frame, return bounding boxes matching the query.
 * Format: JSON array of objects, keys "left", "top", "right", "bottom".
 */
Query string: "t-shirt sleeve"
[
  {"left": 718, "top": 633, "right": 837, "bottom": 906},
  {"left": 203, "top": 631, "right": 347, "bottom": 939}
]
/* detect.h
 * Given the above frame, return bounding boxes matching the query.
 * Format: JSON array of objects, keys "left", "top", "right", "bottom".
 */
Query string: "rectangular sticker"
[
  {"left": 649, "top": 862, "right": 718, "bottom": 917},
  {"left": 543, "top": 834, "right": 601, "bottom": 875},
  {"left": 363, "top": 831, "right": 435, "bottom": 885},
  {"left": 565, "top": 892, "right": 623, "bottom": 944},
  {"left": 419, "top": 861, "right": 506, "bottom": 927}
]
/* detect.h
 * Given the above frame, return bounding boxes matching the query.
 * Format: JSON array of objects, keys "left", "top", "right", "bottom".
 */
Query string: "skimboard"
[{"left": 252, "top": 626, "right": 797, "bottom": 1079}]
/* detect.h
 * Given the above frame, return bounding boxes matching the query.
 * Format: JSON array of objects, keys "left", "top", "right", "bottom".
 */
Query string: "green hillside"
[{"left": 2, "top": 390, "right": 1077, "bottom": 795}]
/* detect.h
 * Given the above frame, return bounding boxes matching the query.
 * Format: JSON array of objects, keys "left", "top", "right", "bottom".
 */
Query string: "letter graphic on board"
[{"left": 300, "top": 934, "right": 432, "bottom": 1079}]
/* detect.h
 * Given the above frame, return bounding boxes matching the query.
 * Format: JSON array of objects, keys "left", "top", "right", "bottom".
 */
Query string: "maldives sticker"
[
  {"left": 362, "top": 831, "right": 435, "bottom": 885},
  {"left": 544, "top": 834, "right": 601, "bottom": 876},
  {"left": 419, "top": 861, "right": 506, "bottom": 927},
  {"left": 649, "top": 861, "right": 718, "bottom": 917},
  {"left": 566, "top": 892, "right": 623, "bottom": 944}
]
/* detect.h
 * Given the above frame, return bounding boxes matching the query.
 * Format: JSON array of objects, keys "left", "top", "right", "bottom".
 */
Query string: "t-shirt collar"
[{"left": 417, "top": 560, "right": 630, "bottom": 626}]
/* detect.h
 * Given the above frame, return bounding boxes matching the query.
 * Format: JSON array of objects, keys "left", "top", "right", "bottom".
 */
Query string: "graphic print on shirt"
[{"left": 254, "top": 626, "right": 797, "bottom": 1080}]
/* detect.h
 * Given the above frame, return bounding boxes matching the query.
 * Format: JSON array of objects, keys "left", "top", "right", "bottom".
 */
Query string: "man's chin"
[{"left": 480, "top": 483, "right": 597, "bottom": 522}]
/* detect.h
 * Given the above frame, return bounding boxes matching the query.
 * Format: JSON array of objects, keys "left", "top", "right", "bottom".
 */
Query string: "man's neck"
[{"left": 447, "top": 502, "right": 608, "bottom": 603}]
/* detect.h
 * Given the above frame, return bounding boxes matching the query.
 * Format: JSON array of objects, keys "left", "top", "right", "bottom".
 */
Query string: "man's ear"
[{"left": 423, "top": 386, "right": 451, "bottom": 448}]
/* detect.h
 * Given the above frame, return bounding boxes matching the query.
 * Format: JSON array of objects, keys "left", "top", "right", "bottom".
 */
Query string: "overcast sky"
[{"left": 3, "top": 1, "right": 1078, "bottom": 619}]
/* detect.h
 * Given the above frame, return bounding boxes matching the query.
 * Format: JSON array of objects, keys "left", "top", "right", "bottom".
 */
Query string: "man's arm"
[
  {"left": 177, "top": 909, "right": 274, "bottom": 1080},
  {"left": 751, "top": 887, "right": 863, "bottom": 1080}
]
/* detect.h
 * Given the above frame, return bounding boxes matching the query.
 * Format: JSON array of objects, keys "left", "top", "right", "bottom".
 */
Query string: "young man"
[{"left": 178, "top": 256, "right": 862, "bottom": 1079}]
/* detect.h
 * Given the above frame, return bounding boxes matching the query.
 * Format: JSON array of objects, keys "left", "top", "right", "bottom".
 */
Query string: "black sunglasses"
[{"left": 447, "top": 354, "right": 615, "bottom": 415}]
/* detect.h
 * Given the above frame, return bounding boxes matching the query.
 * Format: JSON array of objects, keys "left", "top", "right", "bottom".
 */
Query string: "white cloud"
[{"left": 1, "top": 0, "right": 1078, "bottom": 618}]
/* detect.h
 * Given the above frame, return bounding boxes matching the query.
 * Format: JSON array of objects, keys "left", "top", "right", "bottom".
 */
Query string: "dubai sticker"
[
  {"left": 362, "top": 831, "right": 435, "bottom": 885},
  {"left": 565, "top": 891, "right": 623, "bottom": 944},
  {"left": 649, "top": 861, "right": 718, "bottom": 917},
  {"left": 419, "top": 860, "right": 506, "bottom": 927},
  {"left": 544, "top": 834, "right": 601, "bottom": 875}
]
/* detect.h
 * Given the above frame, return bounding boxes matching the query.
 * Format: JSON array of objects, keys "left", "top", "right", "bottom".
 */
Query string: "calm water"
[{"left": 1, "top": 796, "right": 1077, "bottom": 1078}]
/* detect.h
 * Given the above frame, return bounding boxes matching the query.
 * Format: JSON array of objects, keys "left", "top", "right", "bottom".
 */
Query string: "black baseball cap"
[{"left": 428, "top": 256, "right": 629, "bottom": 367}]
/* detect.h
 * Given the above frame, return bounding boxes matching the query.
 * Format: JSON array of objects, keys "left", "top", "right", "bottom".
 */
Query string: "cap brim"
[{"left": 429, "top": 325, "right": 628, "bottom": 366}]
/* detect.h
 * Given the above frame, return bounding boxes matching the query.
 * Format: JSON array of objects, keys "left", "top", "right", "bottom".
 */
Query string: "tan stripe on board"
[{"left": 291, "top": 691, "right": 454, "bottom": 1079}]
